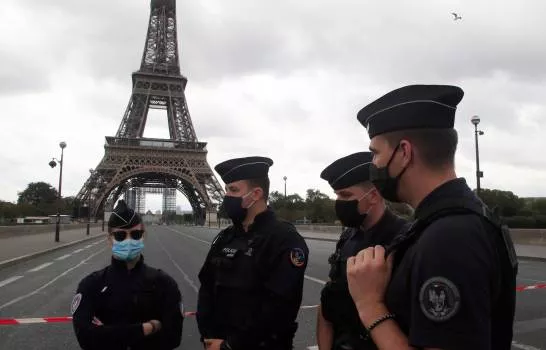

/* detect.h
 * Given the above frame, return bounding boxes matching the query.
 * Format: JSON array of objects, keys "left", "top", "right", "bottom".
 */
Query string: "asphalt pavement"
[{"left": 0, "top": 225, "right": 545, "bottom": 349}]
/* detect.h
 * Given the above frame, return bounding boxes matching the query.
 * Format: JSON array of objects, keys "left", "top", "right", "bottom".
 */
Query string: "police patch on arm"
[
  {"left": 289, "top": 247, "right": 306, "bottom": 267},
  {"left": 71, "top": 293, "right": 82, "bottom": 315},
  {"left": 419, "top": 277, "right": 461, "bottom": 322}
]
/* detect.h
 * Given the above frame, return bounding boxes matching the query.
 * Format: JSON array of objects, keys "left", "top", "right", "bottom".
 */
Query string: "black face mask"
[
  {"left": 221, "top": 194, "right": 252, "bottom": 225},
  {"left": 335, "top": 199, "right": 367, "bottom": 228},
  {"left": 369, "top": 144, "right": 408, "bottom": 203}
]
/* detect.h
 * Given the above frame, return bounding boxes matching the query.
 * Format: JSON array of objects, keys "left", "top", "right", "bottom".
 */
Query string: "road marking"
[
  {"left": 0, "top": 247, "right": 106, "bottom": 311},
  {"left": 305, "top": 275, "right": 327, "bottom": 285},
  {"left": 308, "top": 346, "right": 319, "bottom": 350},
  {"left": 55, "top": 254, "right": 71, "bottom": 261},
  {"left": 73, "top": 249, "right": 84, "bottom": 254},
  {"left": 27, "top": 262, "right": 53, "bottom": 272},
  {"left": 518, "top": 277, "right": 546, "bottom": 283},
  {"left": 512, "top": 340, "right": 542, "bottom": 350},
  {"left": 84, "top": 244, "right": 93, "bottom": 249},
  {"left": 169, "top": 228, "right": 210, "bottom": 245},
  {"left": 153, "top": 234, "right": 199, "bottom": 293},
  {"left": 0, "top": 276, "right": 24, "bottom": 288}
]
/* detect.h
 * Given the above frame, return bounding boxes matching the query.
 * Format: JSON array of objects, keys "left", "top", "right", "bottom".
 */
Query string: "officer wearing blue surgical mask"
[
  {"left": 197, "top": 156, "right": 309, "bottom": 350},
  {"left": 317, "top": 151, "right": 408, "bottom": 350},
  {"left": 71, "top": 200, "right": 183, "bottom": 350}
]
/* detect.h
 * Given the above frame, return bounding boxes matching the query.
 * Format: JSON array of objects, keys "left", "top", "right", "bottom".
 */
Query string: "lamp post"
[
  {"left": 49, "top": 141, "right": 67, "bottom": 243},
  {"left": 283, "top": 176, "right": 287, "bottom": 198},
  {"left": 471, "top": 116, "right": 484, "bottom": 196}
]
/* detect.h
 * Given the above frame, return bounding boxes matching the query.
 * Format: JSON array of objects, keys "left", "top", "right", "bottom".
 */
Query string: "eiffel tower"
[{"left": 76, "top": 0, "right": 224, "bottom": 225}]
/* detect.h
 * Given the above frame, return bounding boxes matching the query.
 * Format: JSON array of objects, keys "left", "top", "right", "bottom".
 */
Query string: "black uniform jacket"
[
  {"left": 321, "top": 209, "right": 407, "bottom": 350},
  {"left": 197, "top": 209, "right": 309, "bottom": 350},
  {"left": 72, "top": 256, "right": 183, "bottom": 350},
  {"left": 386, "top": 179, "right": 516, "bottom": 350}
]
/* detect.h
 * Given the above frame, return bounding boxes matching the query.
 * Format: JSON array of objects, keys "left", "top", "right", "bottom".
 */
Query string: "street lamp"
[
  {"left": 471, "top": 116, "right": 484, "bottom": 196},
  {"left": 283, "top": 176, "right": 287, "bottom": 198},
  {"left": 49, "top": 141, "right": 67, "bottom": 242}
]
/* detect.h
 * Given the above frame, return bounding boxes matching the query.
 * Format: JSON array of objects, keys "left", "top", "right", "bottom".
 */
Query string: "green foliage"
[
  {"left": 18, "top": 182, "right": 58, "bottom": 207},
  {"left": 478, "top": 188, "right": 524, "bottom": 217}
]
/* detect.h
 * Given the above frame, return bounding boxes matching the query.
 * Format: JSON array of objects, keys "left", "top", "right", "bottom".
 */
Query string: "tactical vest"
[
  {"left": 94, "top": 264, "right": 163, "bottom": 325},
  {"left": 322, "top": 229, "right": 375, "bottom": 350},
  {"left": 209, "top": 229, "right": 294, "bottom": 348},
  {"left": 386, "top": 197, "right": 518, "bottom": 276},
  {"left": 386, "top": 197, "right": 518, "bottom": 331}
]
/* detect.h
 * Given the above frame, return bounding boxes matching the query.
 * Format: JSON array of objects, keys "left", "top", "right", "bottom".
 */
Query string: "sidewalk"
[{"left": 0, "top": 227, "right": 105, "bottom": 265}]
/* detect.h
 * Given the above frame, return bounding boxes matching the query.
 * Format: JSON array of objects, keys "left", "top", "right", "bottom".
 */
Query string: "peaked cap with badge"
[
  {"left": 107, "top": 200, "right": 142, "bottom": 229},
  {"left": 215, "top": 156, "right": 273, "bottom": 184},
  {"left": 320, "top": 152, "right": 374, "bottom": 190},
  {"left": 357, "top": 84, "right": 464, "bottom": 138}
]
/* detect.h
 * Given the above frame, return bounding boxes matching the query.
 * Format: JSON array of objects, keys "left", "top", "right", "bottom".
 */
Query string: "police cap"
[
  {"left": 357, "top": 84, "right": 464, "bottom": 138},
  {"left": 215, "top": 156, "right": 273, "bottom": 184},
  {"left": 320, "top": 152, "right": 373, "bottom": 190},
  {"left": 108, "top": 200, "right": 142, "bottom": 229}
]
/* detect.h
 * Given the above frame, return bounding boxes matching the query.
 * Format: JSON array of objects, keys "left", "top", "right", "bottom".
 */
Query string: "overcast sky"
[{"left": 1, "top": 0, "right": 545, "bottom": 211}]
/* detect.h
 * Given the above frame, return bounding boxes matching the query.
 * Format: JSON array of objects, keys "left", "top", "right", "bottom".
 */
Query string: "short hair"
[
  {"left": 246, "top": 177, "right": 270, "bottom": 201},
  {"left": 356, "top": 181, "right": 374, "bottom": 191},
  {"left": 382, "top": 128, "right": 458, "bottom": 169}
]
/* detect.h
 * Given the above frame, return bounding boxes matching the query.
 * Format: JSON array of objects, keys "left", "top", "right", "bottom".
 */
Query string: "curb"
[
  {"left": 302, "top": 235, "right": 546, "bottom": 262},
  {"left": 0, "top": 233, "right": 105, "bottom": 270}
]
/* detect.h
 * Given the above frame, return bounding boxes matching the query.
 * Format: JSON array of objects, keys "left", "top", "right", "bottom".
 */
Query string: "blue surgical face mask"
[{"left": 112, "top": 239, "right": 144, "bottom": 261}]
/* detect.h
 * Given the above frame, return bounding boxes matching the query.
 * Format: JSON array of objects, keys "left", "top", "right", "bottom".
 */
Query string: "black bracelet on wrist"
[{"left": 363, "top": 313, "right": 396, "bottom": 339}]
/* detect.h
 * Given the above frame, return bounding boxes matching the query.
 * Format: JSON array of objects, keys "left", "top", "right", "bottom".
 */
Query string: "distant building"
[
  {"left": 48, "top": 215, "right": 72, "bottom": 224},
  {"left": 16, "top": 215, "right": 71, "bottom": 224},
  {"left": 143, "top": 210, "right": 161, "bottom": 225}
]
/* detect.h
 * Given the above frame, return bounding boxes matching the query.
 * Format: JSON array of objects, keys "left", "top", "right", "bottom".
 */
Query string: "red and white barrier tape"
[
  {"left": 516, "top": 283, "right": 546, "bottom": 292},
  {"left": 0, "top": 317, "right": 73, "bottom": 325},
  {"left": 0, "top": 282, "right": 543, "bottom": 327}
]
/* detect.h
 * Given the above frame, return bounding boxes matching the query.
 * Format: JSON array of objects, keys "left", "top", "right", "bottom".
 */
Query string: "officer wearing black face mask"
[
  {"left": 196, "top": 156, "right": 309, "bottom": 350},
  {"left": 71, "top": 200, "right": 183, "bottom": 350},
  {"left": 317, "top": 152, "right": 407, "bottom": 350},
  {"left": 344, "top": 85, "right": 517, "bottom": 350}
]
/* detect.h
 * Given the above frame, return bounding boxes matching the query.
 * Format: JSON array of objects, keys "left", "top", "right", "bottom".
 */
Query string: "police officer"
[
  {"left": 72, "top": 200, "right": 183, "bottom": 350},
  {"left": 196, "top": 156, "right": 309, "bottom": 350},
  {"left": 346, "top": 85, "right": 517, "bottom": 349},
  {"left": 317, "top": 152, "right": 407, "bottom": 350}
]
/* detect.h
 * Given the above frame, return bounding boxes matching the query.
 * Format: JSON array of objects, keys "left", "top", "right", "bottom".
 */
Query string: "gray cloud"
[{"left": 1, "top": 0, "right": 546, "bottom": 206}]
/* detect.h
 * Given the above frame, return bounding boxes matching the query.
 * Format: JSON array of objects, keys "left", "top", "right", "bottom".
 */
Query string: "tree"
[
  {"left": 305, "top": 189, "right": 336, "bottom": 223},
  {"left": 0, "top": 200, "right": 18, "bottom": 223},
  {"left": 531, "top": 198, "right": 546, "bottom": 215},
  {"left": 18, "top": 182, "right": 58, "bottom": 206},
  {"left": 478, "top": 189, "right": 524, "bottom": 217}
]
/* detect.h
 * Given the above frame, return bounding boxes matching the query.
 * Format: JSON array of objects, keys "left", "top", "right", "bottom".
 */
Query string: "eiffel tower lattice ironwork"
[{"left": 75, "top": 0, "right": 224, "bottom": 224}]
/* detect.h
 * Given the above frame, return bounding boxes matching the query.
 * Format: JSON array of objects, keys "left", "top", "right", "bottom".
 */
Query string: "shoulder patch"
[
  {"left": 419, "top": 276, "right": 461, "bottom": 322},
  {"left": 71, "top": 293, "right": 82, "bottom": 315},
  {"left": 290, "top": 247, "right": 306, "bottom": 267}
]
